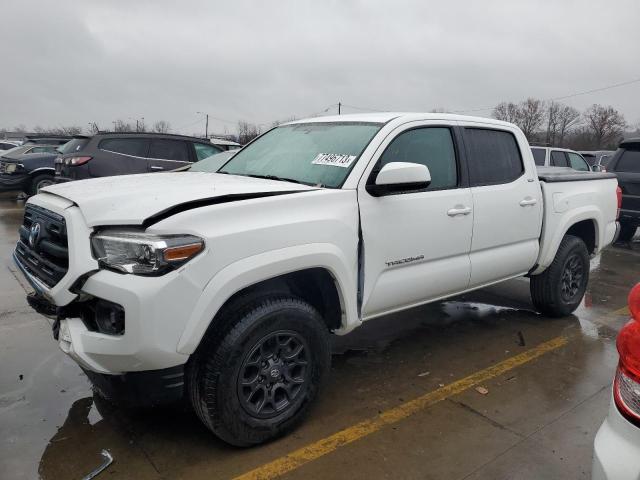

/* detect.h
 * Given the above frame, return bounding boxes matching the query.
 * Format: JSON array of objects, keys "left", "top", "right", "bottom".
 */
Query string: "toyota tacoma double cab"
[{"left": 14, "top": 113, "right": 620, "bottom": 446}]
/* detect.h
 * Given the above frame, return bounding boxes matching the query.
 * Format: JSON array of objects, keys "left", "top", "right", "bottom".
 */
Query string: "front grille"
[
  {"left": 15, "top": 204, "right": 69, "bottom": 288},
  {"left": 0, "top": 160, "right": 8, "bottom": 173}
]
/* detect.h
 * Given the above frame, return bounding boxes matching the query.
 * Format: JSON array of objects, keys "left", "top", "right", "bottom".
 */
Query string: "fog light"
[{"left": 95, "top": 300, "right": 125, "bottom": 335}]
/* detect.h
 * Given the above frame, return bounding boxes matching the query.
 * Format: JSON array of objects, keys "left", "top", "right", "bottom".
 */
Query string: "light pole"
[{"left": 197, "top": 112, "right": 209, "bottom": 138}]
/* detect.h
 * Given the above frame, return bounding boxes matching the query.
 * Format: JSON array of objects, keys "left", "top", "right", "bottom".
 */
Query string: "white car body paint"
[
  {"left": 592, "top": 397, "right": 640, "bottom": 480},
  {"left": 17, "top": 113, "right": 618, "bottom": 374}
]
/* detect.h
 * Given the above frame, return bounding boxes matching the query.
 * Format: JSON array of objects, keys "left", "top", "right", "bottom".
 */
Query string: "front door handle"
[
  {"left": 447, "top": 206, "right": 472, "bottom": 216},
  {"left": 150, "top": 166, "right": 165, "bottom": 171},
  {"left": 519, "top": 197, "right": 538, "bottom": 207}
]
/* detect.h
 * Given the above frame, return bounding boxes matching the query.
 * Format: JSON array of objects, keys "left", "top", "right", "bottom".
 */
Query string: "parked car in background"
[
  {"left": 55, "top": 132, "right": 223, "bottom": 182},
  {"left": 607, "top": 138, "right": 640, "bottom": 242},
  {"left": 0, "top": 144, "right": 63, "bottom": 194},
  {"left": 210, "top": 138, "right": 242, "bottom": 151},
  {"left": 592, "top": 283, "right": 640, "bottom": 480},
  {"left": 23, "top": 135, "right": 72, "bottom": 146},
  {"left": 16, "top": 112, "right": 620, "bottom": 446},
  {"left": 530, "top": 146, "right": 591, "bottom": 171},
  {"left": 580, "top": 150, "right": 615, "bottom": 172},
  {"left": 0, "top": 140, "right": 21, "bottom": 151}
]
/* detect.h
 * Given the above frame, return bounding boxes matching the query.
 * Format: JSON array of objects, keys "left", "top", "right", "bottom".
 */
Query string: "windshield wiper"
[{"left": 244, "top": 174, "right": 319, "bottom": 187}]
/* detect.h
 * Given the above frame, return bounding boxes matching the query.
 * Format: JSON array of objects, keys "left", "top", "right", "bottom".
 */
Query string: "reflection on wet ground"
[{"left": 0, "top": 192, "right": 638, "bottom": 480}]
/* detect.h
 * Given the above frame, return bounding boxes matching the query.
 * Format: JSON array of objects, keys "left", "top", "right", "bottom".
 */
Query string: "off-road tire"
[
  {"left": 618, "top": 222, "right": 637, "bottom": 243},
  {"left": 187, "top": 296, "right": 330, "bottom": 446},
  {"left": 28, "top": 174, "right": 55, "bottom": 196},
  {"left": 530, "top": 235, "right": 590, "bottom": 317}
]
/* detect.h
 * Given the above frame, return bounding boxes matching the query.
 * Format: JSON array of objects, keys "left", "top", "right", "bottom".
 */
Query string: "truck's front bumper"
[{"left": 593, "top": 399, "right": 640, "bottom": 480}]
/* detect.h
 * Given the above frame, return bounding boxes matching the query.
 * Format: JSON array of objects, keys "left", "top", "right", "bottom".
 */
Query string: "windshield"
[{"left": 219, "top": 122, "right": 382, "bottom": 188}]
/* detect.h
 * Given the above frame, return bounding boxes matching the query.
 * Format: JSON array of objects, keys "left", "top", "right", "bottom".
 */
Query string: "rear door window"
[
  {"left": 616, "top": 148, "right": 640, "bottom": 173},
  {"left": 531, "top": 148, "right": 546, "bottom": 166},
  {"left": 148, "top": 139, "right": 189, "bottom": 161},
  {"left": 99, "top": 138, "right": 149, "bottom": 157},
  {"left": 550, "top": 150, "right": 569, "bottom": 167},
  {"left": 464, "top": 128, "right": 523, "bottom": 186},
  {"left": 194, "top": 143, "right": 222, "bottom": 161}
]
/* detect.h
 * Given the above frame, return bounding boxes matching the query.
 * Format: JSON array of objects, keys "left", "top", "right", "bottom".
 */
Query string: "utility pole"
[
  {"left": 136, "top": 119, "right": 139, "bottom": 132},
  {"left": 338, "top": 102, "right": 341, "bottom": 115},
  {"left": 197, "top": 112, "right": 209, "bottom": 138}
]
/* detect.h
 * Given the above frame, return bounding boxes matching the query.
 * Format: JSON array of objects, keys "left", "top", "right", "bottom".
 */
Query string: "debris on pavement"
[
  {"left": 475, "top": 386, "right": 489, "bottom": 395},
  {"left": 418, "top": 371, "right": 430, "bottom": 377},
  {"left": 81, "top": 450, "right": 113, "bottom": 480}
]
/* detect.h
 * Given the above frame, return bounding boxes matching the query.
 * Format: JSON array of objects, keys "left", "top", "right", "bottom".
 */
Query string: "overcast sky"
[{"left": 2, "top": 0, "right": 639, "bottom": 135}]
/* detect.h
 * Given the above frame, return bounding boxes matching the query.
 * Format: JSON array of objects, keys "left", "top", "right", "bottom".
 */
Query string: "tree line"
[{"left": 492, "top": 99, "right": 628, "bottom": 150}]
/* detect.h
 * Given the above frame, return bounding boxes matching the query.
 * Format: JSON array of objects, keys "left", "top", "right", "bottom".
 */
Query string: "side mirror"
[
  {"left": 591, "top": 165, "right": 603, "bottom": 172},
  {"left": 366, "top": 162, "right": 431, "bottom": 197}
]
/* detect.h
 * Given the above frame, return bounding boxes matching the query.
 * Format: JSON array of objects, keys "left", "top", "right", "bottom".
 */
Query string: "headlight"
[
  {"left": 91, "top": 230, "right": 204, "bottom": 275},
  {"left": 5, "top": 163, "right": 22, "bottom": 173}
]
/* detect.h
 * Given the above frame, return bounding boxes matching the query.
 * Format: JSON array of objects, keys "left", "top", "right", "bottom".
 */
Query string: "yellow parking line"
[
  {"left": 610, "top": 305, "right": 630, "bottom": 317},
  {"left": 233, "top": 335, "right": 569, "bottom": 480}
]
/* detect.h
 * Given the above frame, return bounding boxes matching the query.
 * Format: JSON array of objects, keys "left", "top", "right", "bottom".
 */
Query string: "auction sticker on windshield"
[{"left": 312, "top": 153, "right": 357, "bottom": 168}]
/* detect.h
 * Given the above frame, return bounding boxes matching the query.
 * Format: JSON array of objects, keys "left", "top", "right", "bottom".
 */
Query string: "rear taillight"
[
  {"left": 616, "top": 186, "right": 622, "bottom": 220},
  {"left": 64, "top": 156, "right": 92, "bottom": 167},
  {"left": 614, "top": 283, "right": 640, "bottom": 425}
]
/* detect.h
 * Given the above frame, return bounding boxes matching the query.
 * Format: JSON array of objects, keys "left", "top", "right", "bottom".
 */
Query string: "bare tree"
[
  {"left": 546, "top": 102, "right": 580, "bottom": 146},
  {"left": 152, "top": 120, "right": 171, "bottom": 133},
  {"left": 493, "top": 102, "right": 521, "bottom": 124},
  {"left": 32, "top": 125, "right": 82, "bottom": 135},
  {"left": 518, "top": 98, "right": 545, "bottom": 141},
  {"left": 555, "top": 104, "right": 580, "bottom": 145},
  {"left": 237, "top": 121, "right": 262, "bottom": 145},
  {"left": 584, "top": 104, "right": 626, "bottom": 149},
  {"left": 112, "top": 119, "right": 134, "bottom": 132}
]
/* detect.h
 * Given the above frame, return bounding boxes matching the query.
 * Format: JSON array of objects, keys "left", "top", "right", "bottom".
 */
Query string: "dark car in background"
[
  {"left": 580, "top": 150, "right": 615, "bottom": 172},
  {"left": 608, "top": 138, "right": 640, "bottom": 242},
  {"left": 55, "top": 132, "right": 222, "bottom": 182},
  {"left": 0, "top": 144, "right": 62, "bottom": 194}
]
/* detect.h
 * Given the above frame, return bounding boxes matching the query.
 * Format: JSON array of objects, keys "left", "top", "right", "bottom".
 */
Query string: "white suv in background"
[{"left": 530, "top": 146, "right": 591, "bottom": 171}]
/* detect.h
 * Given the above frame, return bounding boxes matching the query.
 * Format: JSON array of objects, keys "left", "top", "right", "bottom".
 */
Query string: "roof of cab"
[{"left": 285, "top": 112, "right": 516, "bottom": 128}]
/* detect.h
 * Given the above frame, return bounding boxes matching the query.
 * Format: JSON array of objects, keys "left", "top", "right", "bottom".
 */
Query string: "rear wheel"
[
  {"left": 530, "top": 235, "right": 590, "bottom": 317},
  {"left": 28, "top": 173, "right": 55, "bottom": 195},
  {"left": 187, "top": 296, "right": 330, "bottom": 446},
  {"left": 618, "top": 222, "right": 638, "bottom": 243}
]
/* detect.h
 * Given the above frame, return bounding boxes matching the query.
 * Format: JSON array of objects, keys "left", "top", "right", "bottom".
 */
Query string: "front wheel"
[
  {"left": 530, "top": 235, "right": 590, "bottom": 317},
  {"left": 187, "top": 296, "right": 330, "bottom": 446},
  {"left": 28, "top": 173, "right": 55, "bottom": 195}
]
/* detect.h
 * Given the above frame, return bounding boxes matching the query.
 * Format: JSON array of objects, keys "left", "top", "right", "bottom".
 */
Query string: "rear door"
[
  {"left": 93, "top": 137, "right": 150, "bottom": 176},
  {"left": 462, "top": 126, "right": 542, "bottom": 286},
  {"left": 611, "top": 143, "right": 640, "bottom": 223},
  {"left": 550, "top": 150, "right": 569, "bottom": 167},
  {"left": 146, "top": 139, "right": 191, "bottom": 171}
]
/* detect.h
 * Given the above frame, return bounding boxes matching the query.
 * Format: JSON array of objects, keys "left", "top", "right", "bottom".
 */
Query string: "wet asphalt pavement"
[{"left": 1, "top": 191, "right": 639, "bottom": 480}]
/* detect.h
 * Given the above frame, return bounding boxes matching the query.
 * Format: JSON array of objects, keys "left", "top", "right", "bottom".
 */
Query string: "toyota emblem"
[{"left": 29, "top": 222, "right": 41, "bottom": 248}]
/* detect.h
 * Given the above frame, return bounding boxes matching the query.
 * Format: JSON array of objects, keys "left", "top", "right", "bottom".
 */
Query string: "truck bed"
[{"left": 537, "top": 166, "right": 617, "bottom": 183}]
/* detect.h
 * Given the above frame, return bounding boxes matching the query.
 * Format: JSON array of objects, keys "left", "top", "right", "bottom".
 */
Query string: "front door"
[{"left": 359, "top": 123, "right": 473, "bottom": 319}]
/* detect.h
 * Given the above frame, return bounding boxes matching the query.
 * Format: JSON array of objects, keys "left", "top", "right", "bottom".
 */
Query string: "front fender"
[{"left": 176, "top": 243, "right": 359, "bottom": 354}]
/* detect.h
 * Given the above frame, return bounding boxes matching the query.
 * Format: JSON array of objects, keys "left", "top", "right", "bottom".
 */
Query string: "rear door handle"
[
  {"left": 150, "top": 166, "right": 165, "bottom": 171},
  {"left": 519, "top": 197, "right": 538, "bottom": 207},
  {"left": 447, "top": 206, "right": 472, "bottom": 216}
]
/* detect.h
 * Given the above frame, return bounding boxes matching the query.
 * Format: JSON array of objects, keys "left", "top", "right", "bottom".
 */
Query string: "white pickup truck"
[{"left": 14, "top": 113, "right": 620, "bottom": 446}]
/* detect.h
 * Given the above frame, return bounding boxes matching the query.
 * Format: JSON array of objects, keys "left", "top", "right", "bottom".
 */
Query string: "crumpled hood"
[{"left": 42, "top": 172, "right": 315, "bottom": 226}]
